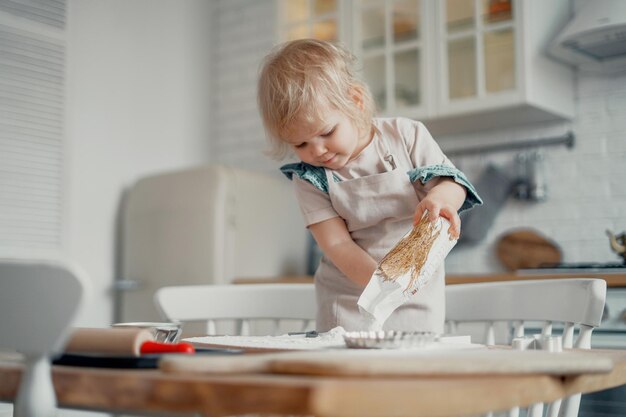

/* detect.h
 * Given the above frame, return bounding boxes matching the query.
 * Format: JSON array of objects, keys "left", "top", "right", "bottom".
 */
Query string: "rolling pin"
[{"left": 64, "top": 327, "right": 154, "bottom": 356}]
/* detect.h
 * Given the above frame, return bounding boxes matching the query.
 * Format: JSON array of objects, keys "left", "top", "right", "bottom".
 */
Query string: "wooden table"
[{"left": 1, "top": 349, "right": 626, "bottom": 417}]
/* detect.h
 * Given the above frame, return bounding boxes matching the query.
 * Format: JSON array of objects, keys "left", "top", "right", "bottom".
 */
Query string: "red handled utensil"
[{"left": 140, "top": 341, "right": 195, "bottom": 354}]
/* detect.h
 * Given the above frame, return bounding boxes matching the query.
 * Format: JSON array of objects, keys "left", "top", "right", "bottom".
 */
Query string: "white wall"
[
  {"left": 65, "top": 0, "right": 213, "bottom": 326},
  {"left": 211, "top": 0, "right": 277, "bottom": 173},
  {"left": 210, "top": 0, "right": 626, "bottom": 274}
]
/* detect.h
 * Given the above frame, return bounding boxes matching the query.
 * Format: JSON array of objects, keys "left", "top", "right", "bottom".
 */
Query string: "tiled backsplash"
[
  {"left": 438, "top": 70, "right": 626, "bottom": 272},
  {"left": 211, "top": 0, "right": 626, "bottom": 273}
]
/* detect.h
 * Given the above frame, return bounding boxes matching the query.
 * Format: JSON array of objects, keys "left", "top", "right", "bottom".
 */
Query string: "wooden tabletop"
[{"left": 1, "top": 349, "right": 626, "bottom": 417}]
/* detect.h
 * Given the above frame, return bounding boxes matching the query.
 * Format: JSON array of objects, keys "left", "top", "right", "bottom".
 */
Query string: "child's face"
[{"left": 284, "top": 104, "right": 368, "bottom": 170}]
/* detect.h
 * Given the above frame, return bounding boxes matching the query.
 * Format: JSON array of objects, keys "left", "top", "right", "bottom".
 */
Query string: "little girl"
[{"left": 258, "top": 39, "right": 482, "bottom": 333}]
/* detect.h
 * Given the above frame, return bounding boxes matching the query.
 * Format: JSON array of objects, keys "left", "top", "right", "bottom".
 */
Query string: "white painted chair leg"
[
  {"left": 542, "top": 320, "right": 553, "bottom": 336},
  {"left": 14, "top": 355, "right": 57, "bottom": 417},
  {"left": 206, "top": 319, "right": 217, "bottom": 335},
  {"left": 546, "top": 398, "right": 562, "bottom": 417},
  {"left": 236, "top": 319, "right": 252, "bottom": 336},
  {"left": 271, "top": 319, "right": 280, "bottom": 335},
  {"left": 562, "top": 323, "right": 575, "bottom": 348},
  {"left": 506, "top": 407, "right": 520, "bottom": 417},
  {"left": 241, "top": 319, "right": 251, "bottom": 336},
  {"left": 528, "top": 402, "right": 543, "bottom": 417},
  {"left": 559, "top": 394, "right": 582, "bottom": 417},
  {"left": 302, "top": 319, "right": 313, "bottom": 332},
  {"left": 575, "top": 325, "right": 594, "bottom": 349},
  {"left": 485, "top": 322, "right": 495, "bottom": 345}
]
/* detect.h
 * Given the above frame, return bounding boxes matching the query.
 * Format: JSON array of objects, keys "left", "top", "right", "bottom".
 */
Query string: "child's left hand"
[{"left": 413, "top": 180, "right": 466, "bottom": 239}]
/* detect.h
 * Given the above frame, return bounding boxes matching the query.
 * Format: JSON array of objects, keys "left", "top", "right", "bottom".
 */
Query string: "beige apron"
[{"left": 315, "top": 132, "right": 445, "bottom": 333}]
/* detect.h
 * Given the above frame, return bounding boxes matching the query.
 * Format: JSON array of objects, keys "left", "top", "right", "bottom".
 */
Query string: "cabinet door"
[
  {"left": 355, "top": 0, "right": 428, "bottom": 117},
  {"left": 438, "top": 0, "right": 516, "bottom": 108},
  {"left": 280, "top": 0, "right": 342, "bottom": 42}
]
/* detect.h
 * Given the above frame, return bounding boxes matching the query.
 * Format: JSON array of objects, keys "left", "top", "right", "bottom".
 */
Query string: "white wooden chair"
[
  {"left": 154, "top": 283, "right": 316, "bottom": 336},
  {"left": 0, "top": 260, "right": 86, "bottom": 417},
  {"left": 445, "top": 278, "right": 607, "bottom": 417}
]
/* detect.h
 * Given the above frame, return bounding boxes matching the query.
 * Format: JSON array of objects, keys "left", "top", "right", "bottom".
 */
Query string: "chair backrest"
[
  {"left": 0, "top": 259, "right": 86, "bottom": 417},
  {"left": 445, "top": 278, "right": 606, "bottom": 348},
  {"left": 154, "top": 284, "right": 316, "bottom": 335},
  {"left": 0, "top": 260, "right": 86, "bottom": 355},
  {"left": 445, "top": 278, "right": 607, "bottom": 417}
]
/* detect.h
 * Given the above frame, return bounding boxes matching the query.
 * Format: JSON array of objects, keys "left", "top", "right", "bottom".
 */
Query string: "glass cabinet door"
[
  {"left": 281, "top": 0, "right": 339, "bottom": 42},
  {"left": 357, "top": 0, "right": 424, "bottom": 115},
  {"left": 442, "top": 0, "right": 515, "bottom": 102}
]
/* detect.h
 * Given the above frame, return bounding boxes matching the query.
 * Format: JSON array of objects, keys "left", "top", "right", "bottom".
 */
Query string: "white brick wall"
[
  {"left": 439, "top": 70, "right": 626, "bottom": 273},
  {"left": 212, "top": 1, "right": 626, "bottom": 273},
  {"left": 211, "top": 0, "right": 278, "bottom": 173}
]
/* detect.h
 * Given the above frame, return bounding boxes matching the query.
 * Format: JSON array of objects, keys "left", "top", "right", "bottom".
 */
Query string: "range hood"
[{"left": 549, "top": 0, "right": 626, "bottom": 73}]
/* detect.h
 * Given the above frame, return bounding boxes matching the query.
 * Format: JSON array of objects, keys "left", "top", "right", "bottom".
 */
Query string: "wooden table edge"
[{"left": 1, "top": 349, "right": 625, "bottom": 417}]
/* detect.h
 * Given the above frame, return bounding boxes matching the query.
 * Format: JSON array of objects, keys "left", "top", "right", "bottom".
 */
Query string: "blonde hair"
[{"left": 258, "top": 39, "right": 375, "bottom": 160}]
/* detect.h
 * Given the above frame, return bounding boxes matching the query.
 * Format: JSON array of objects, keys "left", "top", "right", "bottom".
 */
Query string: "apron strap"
[{"left": 375, "top": 126, "right": 397, "bottom": 171}]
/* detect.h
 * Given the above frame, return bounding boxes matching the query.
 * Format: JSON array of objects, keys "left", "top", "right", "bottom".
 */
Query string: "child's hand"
[
  {"left": 413, "top": 179, "right": 466, "bottom": 239},
  {"left": 413, "top": 199, "right": 461, "bottom": 240}
]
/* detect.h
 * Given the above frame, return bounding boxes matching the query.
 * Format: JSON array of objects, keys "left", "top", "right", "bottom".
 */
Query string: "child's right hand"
[
  {"left": 413, "top": 199, "right": 461, "bottom": 240},
  {"left": 412, "top": 179, "right": 467, "bottom": 239}
]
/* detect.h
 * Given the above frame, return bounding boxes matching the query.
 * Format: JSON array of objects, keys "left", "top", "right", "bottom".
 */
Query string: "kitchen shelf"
[
  {"left": 445, "top": 273, "right": 626, "bottom": 288},
  {"left": 235, "top": 273, "right": 626, "bottom": 287},
  {"left": 445, "top": 131, "right": 574, "bottom": 157}
]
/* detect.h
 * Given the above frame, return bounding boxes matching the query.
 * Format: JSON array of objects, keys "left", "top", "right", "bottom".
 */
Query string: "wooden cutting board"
[
  {"left": 496, "top": 229, "right": 562, "bottom": 270},
  {"left": 161, "top": 348, "right": 614, "bottom": 377},
  {"left": 268, "top": 349, "right": 613, "bottom": 377}
]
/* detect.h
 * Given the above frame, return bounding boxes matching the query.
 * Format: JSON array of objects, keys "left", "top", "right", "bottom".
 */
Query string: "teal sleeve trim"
[
  {"left": 280, "top": 162, "right": 330, "bottom": 193},
  {"left": 407, "top": 164, "right": 483, "bottom": 213}
]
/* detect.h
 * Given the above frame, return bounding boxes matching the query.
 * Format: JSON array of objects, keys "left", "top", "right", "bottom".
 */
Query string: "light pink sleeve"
[
  {"left": 404, "top": 120, "right": 453, "bottom": 168},
  {"left": 403, "top": 119, "right": 456, "bottom": 200},
  {"left": 292, "top": 177, "right": 340, "bottom": 226}
]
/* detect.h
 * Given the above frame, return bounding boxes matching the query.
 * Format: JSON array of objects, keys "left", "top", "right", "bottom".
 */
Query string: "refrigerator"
[{"left": 114, "top": 165, "right": 309, "bottom": 323}]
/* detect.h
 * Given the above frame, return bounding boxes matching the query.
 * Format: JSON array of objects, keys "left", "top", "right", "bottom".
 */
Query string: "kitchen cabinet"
[
  {"left": 354, "top": 0, "right": 431, "bottom": 120},
  {"left": 280, "top": 0, "right": 344, "bottom": 43},
  {"left": 435, "top": 0, "right": 576, "bottom": 134},
  {"left": 279, "top": 0, "right": 574, "bottom": 135},
  {"left": 351, "top": 0, "right": 575, "bottom": 135}
]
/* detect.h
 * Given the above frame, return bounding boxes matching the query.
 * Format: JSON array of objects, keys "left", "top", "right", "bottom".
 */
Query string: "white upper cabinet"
[
  {"left": 428, "top": 0, "right": 575, "bottom": 135},
  {"left": 280, "top": 0, "right": 343, "bottom": 43},
  {"left": 356, "top": 0, "right": 430, "bottom": 117},
  {"left": 279, "top": 0, "right": 575, "bottom": 135}
]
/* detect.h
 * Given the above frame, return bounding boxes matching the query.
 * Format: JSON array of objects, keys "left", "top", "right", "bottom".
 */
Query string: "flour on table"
[{"left": 185, "top": 326, "right": 347, "bottom": 350}]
